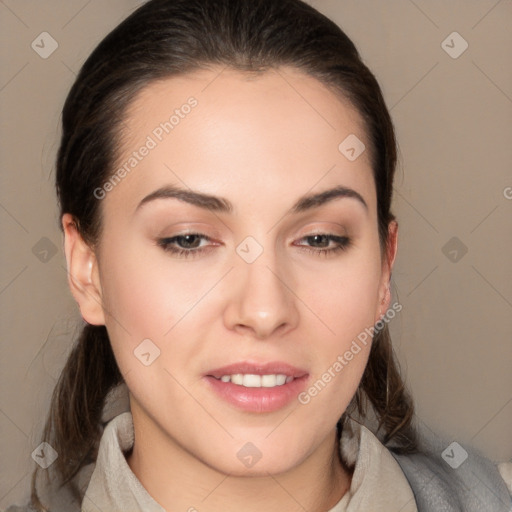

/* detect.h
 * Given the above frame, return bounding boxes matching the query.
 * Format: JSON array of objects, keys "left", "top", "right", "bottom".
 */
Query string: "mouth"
[{"left": 204, "top": 361, "right": 309, "bottom": 413}]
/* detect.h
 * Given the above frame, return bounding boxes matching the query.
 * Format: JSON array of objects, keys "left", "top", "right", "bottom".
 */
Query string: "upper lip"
[{"left": 206, "top": 361, "right": 309, "bottom": 379}]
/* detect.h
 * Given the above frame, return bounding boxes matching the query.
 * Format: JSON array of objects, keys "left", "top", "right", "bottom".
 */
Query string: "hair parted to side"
[{"left": 31, "top": 0, "right": 417, "bottom": 509}]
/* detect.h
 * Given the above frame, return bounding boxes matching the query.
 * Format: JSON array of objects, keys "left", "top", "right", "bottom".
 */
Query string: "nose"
[{"left": 223, "top": 250, "right": 300, "bottom": 340}]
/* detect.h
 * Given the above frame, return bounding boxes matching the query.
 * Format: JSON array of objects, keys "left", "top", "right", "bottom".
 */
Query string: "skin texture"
[{"left": 62, "top": 66, "right": 398, "bottom": 512}]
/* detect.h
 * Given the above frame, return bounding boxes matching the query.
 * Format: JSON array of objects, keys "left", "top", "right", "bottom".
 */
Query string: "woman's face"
[{"left": 76, "top": 66, "right": 396, "bottom": 475}]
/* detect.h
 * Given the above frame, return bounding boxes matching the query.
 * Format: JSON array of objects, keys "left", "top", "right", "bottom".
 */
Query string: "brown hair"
[{"left": 31, "top": 0, "right": 416, "bottom": 509}]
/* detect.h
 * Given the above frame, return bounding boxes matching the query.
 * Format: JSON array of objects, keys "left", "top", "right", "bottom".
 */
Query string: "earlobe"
[{"left": 62, "top": 213, "right": 105, "bottom": 325}]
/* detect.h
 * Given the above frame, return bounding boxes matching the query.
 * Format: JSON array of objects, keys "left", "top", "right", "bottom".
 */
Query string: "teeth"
[
  {"left": 243, "top": 374, "right": 261, "bottom": 387},
  {"left": 261, "top": 374, "right": 277, "bottom": 387},
  {"left": 217, "top": 373, "right": 293, "bottom": 388},
  {"left": 231, "top": 374, "right": 244, "bottom": 385}
]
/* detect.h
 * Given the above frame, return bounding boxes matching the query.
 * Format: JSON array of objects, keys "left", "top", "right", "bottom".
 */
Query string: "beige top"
[{"left": 81, "top": 411, "right": 418, "bottom": 512}]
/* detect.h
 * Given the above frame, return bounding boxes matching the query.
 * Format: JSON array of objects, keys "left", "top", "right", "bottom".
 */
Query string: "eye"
[
  {"left": 295, "top": 233, "right": 351, "bottom": 257},
  {"left": 157, "top": 232, "right": 351, "bottom": 259},
  {"left": 157, "top": 233, "right": 214, "bottom": 258}
]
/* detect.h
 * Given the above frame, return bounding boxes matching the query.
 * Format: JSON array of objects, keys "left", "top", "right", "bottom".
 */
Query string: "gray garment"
[
  {"left": 394, "top": 451, "right": 511, "bottom": 512},
  {"left": 392, "top": 434, "right": 512, "bottom": 512}
]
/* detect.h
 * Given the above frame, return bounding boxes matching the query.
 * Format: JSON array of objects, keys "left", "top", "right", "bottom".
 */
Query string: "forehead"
[{"left": 104, "top": 66, "right": 375, "bottom": 218}]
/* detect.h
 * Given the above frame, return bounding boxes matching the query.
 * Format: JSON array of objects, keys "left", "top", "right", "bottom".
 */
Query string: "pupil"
[
  {"left": 180, "top": 235, "right": 200, "bottom": 248},
  {"left": 309, "top": 234, "right": 328, "bottom": 247}
]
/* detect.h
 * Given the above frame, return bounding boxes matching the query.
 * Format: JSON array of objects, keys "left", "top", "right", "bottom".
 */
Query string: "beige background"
[{"left": 1, "top": 0, "right": 511, "bottom": 508}]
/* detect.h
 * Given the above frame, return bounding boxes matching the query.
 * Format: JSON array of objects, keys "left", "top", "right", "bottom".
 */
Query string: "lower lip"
[{"left": 204, "top": 375, "right": 309, "bottom": 413}]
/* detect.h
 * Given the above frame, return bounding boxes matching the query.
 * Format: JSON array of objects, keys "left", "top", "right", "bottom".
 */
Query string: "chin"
[
  {"left": 207, "top": 456, "right": 300, "bottom": 477},
  {"left": 195, "top": 436, "right": 311, "bottom": 478}
]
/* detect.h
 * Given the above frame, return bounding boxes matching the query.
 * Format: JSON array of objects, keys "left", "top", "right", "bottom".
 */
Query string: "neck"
[{"left": 126, "top": 406, "right": 352, "bottom": 512}]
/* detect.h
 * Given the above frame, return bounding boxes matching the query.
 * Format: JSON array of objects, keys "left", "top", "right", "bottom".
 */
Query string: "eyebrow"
[{"left": 135, "top": 184, "right": 368, "bottom": 214}]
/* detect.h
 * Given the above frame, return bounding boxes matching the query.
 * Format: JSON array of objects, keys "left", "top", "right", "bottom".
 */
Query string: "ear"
[
  {"left": 375, "top": 220, "right": 398, "bottom": 323},
  {"left": 62, "top": 213, "right": 105, "bottom": 325}
]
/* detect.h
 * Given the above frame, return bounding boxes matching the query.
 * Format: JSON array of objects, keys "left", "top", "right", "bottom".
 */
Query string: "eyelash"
[{"left": 157, "top": 233, "right": 351, "bottom": 258}]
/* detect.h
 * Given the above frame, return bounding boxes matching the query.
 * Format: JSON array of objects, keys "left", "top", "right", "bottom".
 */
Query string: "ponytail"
[
  {"left": 29, "top": 324, "right": 122, "bottom": 511},
  {"left": 342, "top": 323, "right": 418, "bottom": 455}
]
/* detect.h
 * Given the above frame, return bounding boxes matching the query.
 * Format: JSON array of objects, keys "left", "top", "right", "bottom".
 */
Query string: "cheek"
[
  {"left": 99, "top": 240, "right": 207, "bottom": 336},
  {"left": 97, "top": 239, "right": 226, "bottom": 383},
  {"left": 97, "top": 254, "right": 198, "bottom": 406},
  {"left": 299, "top": 254, "right": 381, "bottom": 345},
  {"left": 296, "top": 262, "right": 377, "bottom": 419},
  {"left": 100, "top": 260, "right": 167, "bottom": 337},
  {"left": 293, "top": 245, "right": 381, "bottom": 410}
]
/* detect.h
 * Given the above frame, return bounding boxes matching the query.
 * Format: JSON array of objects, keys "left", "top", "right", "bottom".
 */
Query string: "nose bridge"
[{"left": 223, "top": 236, "right": 299, "bottom": 338}]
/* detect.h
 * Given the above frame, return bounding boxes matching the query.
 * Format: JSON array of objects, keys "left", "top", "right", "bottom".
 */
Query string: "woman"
[{"left": 7, "top": 0, "right": 511, "bottom": 511}]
